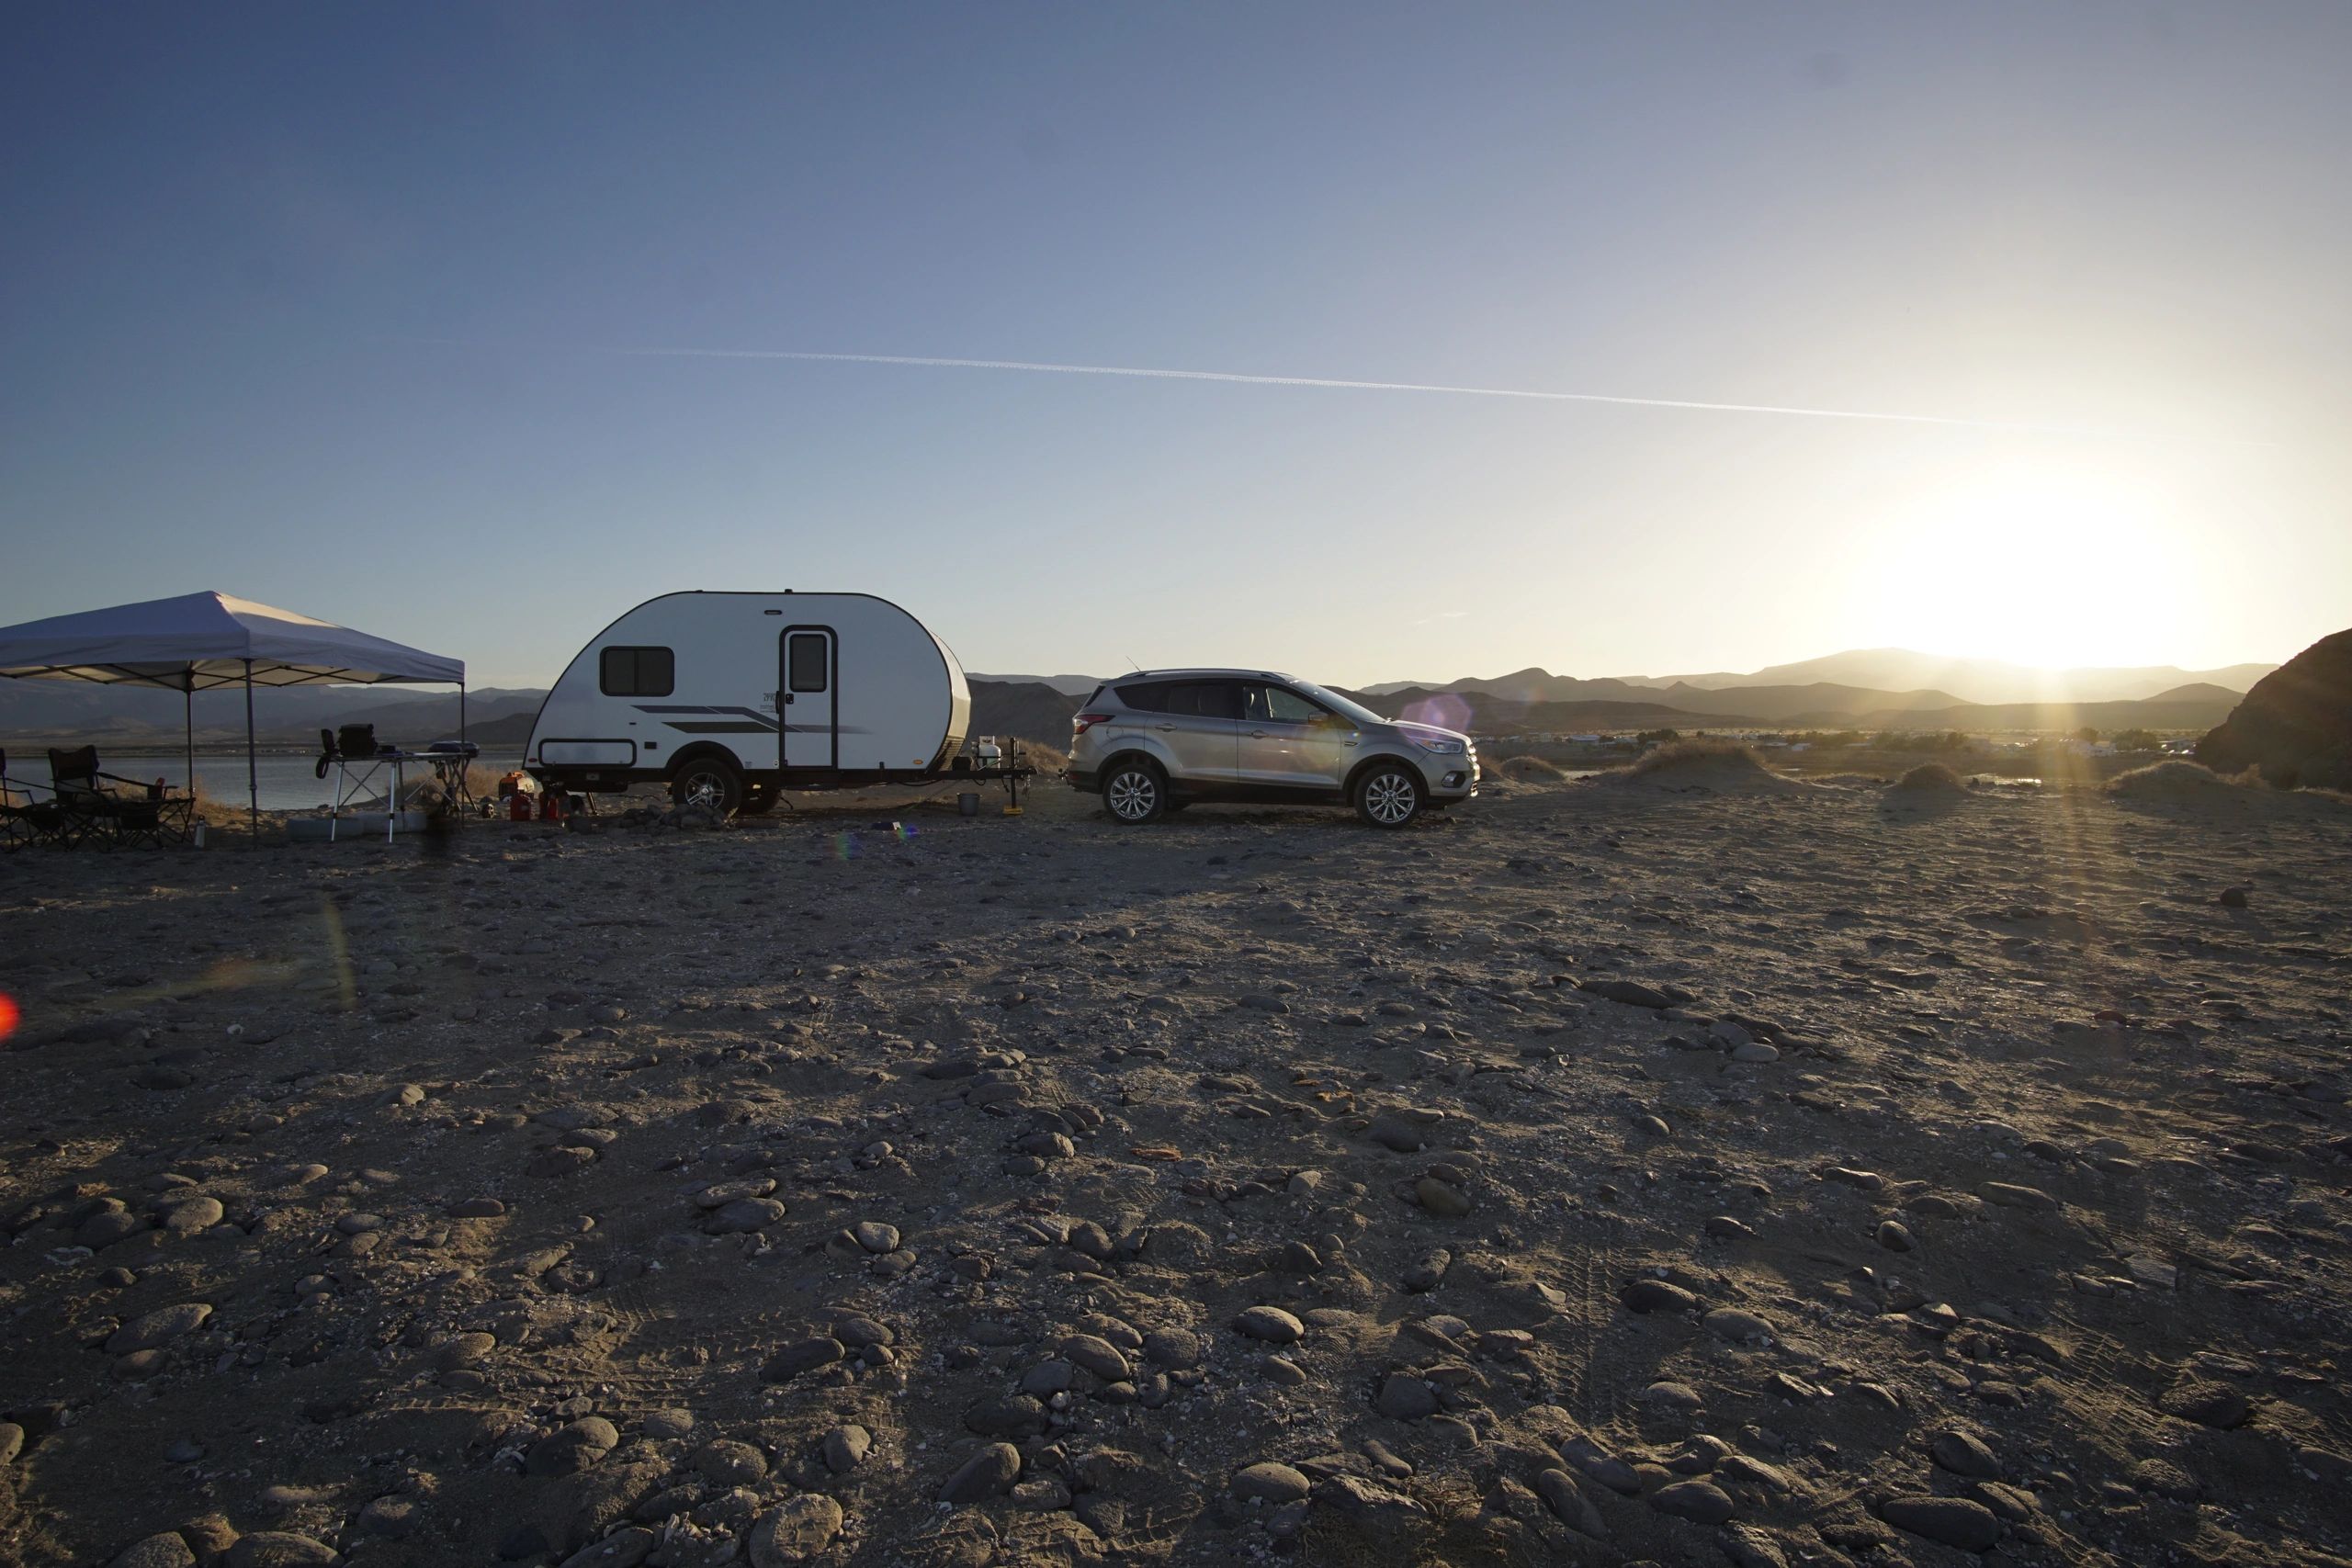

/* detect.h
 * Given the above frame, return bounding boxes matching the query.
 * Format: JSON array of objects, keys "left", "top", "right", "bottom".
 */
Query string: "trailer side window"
[
  {"left": 600, "top": 646, "right": 674, "bottom": 696},
  {"left": 787, "top": 633, "right": 830, "bottom": 693}
]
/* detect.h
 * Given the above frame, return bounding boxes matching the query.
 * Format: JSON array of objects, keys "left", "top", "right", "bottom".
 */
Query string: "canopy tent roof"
[{"left": 0, "top": 591, "right": 463, "bottom": 690}]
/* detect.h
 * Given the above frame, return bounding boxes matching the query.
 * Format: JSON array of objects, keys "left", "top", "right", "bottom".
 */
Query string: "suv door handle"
[
  {"left": 1156, "top": 723, "right": 1176, "bottom": 732},
  {"left": 1249, "top": 729, "right": 1270, "bottom": 738}
]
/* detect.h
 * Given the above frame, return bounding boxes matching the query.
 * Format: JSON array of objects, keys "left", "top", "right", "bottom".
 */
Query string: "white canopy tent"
[{"left": 0, "top": 591, "right": 466, "bottom": 840}]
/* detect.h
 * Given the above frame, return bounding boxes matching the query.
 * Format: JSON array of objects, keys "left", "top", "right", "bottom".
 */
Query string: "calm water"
[{"left": 10, "top": 752, "right": 519, "bottom": 812}]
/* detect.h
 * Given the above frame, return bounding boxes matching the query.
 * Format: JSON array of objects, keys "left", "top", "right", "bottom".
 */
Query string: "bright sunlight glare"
[{"left": 1860, "top": 463, "right": 2194, "bottom": 671}]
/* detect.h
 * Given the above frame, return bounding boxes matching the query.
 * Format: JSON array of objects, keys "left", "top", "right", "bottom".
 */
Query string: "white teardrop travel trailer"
[{"left": 523, "top": 592, "right": 975, "bottom": 815}]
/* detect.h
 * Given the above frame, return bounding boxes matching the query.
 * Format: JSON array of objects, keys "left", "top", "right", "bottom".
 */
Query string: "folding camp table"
[{"left": 329, "top": 741, "right": 479, "bottom": 842}]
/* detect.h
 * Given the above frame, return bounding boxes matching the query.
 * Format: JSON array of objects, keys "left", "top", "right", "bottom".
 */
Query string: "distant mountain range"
[
  {"left": 0, "top": 647, "right": 2269, "bottom": 753},
  {"left": 969, "top": 673, "right": 1102, "bottom": 698},
  {"left": 967, "top": 650, "right": 2269, "bottom": 746},
  {"left": 1361, "top": 649, "right": 2278, "bottom": 706}
]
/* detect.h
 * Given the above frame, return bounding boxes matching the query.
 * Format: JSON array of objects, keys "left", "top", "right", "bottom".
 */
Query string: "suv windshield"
[{"left": 1291, "top": 681, "right": 1387, "bottom": 728}]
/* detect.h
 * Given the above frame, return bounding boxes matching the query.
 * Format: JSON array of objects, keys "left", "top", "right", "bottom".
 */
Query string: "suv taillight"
[{"left": 1072, "top": 712, "right": 1114, "bottom": 736}]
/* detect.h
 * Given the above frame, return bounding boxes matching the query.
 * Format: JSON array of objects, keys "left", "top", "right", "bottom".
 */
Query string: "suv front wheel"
[
  {"left": 1355, "top": 761, "right": 1424, "bottom": 828},
  {"left": 1102, "top": 760, "right": 1167, "bottom": 824}
]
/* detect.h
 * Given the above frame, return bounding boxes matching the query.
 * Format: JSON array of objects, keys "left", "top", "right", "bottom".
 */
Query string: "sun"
[{"left": 1860, "top": 461, "right": 2191, "bottom": 670}]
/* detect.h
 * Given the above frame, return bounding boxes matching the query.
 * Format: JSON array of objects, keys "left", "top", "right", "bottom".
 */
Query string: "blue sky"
[{"left": 5, "top": 4, "right": 2347, "bottom": 687}]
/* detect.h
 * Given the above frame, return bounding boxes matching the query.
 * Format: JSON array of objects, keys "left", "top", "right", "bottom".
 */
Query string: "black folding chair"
[
  {"left": 1, "top": 748, "right": 69, "bottom": 851},
  {"left": 46, "top": 746, "right": 196, "bottom": 850}
]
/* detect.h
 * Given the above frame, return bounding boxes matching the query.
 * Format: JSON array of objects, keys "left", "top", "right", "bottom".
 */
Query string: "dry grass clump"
[
  {"left": 1611, "top": 738, "right": 1804, "bottom": 794},
  {"left": 2107, "top": 761, "right": 2256, "bottom": 799},
  {"left": 1891, "top": 761, "right": 1967, "bottom": 793},
  {"left": 1493, "top": 754, "right": 1567, "bottom": 783}
]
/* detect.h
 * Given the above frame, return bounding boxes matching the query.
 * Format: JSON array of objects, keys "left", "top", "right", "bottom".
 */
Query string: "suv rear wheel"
[
  {"left": 1102, "top": 760, "right": 1166, "bottom": 824},
  {"left": 1355, "top": 761, "right": 1423, "bottom": 828}
]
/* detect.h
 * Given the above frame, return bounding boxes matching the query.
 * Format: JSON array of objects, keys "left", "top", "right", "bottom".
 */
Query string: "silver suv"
[{"left": 1064, "top": 670, "right": 1477, "bottom": 827}]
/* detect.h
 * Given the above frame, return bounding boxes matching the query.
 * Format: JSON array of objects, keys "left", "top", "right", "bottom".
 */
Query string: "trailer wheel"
[
  {"left": 1102, "top": 760, "right": 1166, "bottom": 824},
  {"left": 671, "top": 757, "right": 743, "bottom": 816}
]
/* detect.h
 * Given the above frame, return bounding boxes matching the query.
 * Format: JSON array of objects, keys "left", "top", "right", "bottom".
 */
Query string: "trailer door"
[{"left": 780, "top": 627, "right": 838, "bottom": 771}]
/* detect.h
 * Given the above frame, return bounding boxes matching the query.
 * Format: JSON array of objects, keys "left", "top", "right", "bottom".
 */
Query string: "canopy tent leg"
[
  {"left": 460, "top": 680, "right": 467, "bottom": 742},
  {"left": 184, "top": 685, "right": 194, "bottom": 795},
  {"left": 244, "top": 659, "right": 258, "bottom": 844}
]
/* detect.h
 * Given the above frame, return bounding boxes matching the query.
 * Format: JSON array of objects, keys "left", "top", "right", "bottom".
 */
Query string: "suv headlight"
[{"left": 1413, "top": 736, "right": 1466, "bottom": 755}]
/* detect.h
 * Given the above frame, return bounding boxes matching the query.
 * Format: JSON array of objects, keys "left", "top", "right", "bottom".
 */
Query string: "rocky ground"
[{"left": 1, "top": 766, "right": 2348, "bottom": 1568}]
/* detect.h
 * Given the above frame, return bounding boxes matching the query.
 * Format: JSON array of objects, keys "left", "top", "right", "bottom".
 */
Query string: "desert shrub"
[
  {"left": 1631, "top": 738, "right": 1767, "bottom": 777},
  {"left": 2107, "top": 761, "right": 2252, "bottom": 798},
  {"left": 1493, "top": 754, "right": 1566, "bottom": 783},
  {"left": 1891, "top": 761, "right": 1966, "bottom": 792},
  {"left": 1634, "top": 728, "right": 1680, "bottom": 745},
  {"left": 2109, "top": 728, "right": 2162, "bottom": 752}
]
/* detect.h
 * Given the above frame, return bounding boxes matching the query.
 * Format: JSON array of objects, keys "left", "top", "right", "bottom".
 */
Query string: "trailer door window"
[
  {"left": 787, "top": 633, "right": 830, "bottom": 693},
  {"left": 600, "top": 646, "right": 674, "bottom": 696}
]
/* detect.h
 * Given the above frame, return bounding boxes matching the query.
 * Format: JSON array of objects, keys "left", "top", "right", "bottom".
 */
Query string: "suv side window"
[
  {"left": 1245, "top": 683, "right": 1328, "bottom": 725},
  {"left": 1163, "top": 682, "right": 1241, "bottom": 720},
  {"left": 1114, "top": 682, "right": 1170, "bottom": 713}
]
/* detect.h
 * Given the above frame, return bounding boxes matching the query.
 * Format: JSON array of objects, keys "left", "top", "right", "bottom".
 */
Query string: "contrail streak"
[{"left": 606, "top": 345, "right": 2106, "bottom": 437}]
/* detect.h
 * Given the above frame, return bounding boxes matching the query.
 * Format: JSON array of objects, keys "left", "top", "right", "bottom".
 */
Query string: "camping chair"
[
  {"left": 1, "top": 748, "right": 69, "bottom": 851},
  {"left": 46, "top": 746, "right": 195, "bottom": 850}
]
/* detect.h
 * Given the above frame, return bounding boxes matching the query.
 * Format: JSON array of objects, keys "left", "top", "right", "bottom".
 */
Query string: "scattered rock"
[
  {"left": 822, "top": 1425, "right": 872, "bottom": 1474},
  {"left": 2158, "top": 1377, "right": 2250, "bottom": 1429},
  {"left": 1651, "top": 1478, "right": 1736, "bottom": 1525},
  {"left": 1375, "top": 1373, "right": 1439, "bottom": 1421},
  {"left": 746, "top": 1495, "right": 844, "bottom": 1565},
  {"left": 1234, "top": 1305, "right": 1306, "bottom": 1344},
  {"left": 1232, "top": 1461, "right": 1311, "bottom": 1504},
  {"left": 1930, "top": 1429, "right": 2002, "bottom": 1478},
  {"left": 1880, "top": 1495, "right": 2004, "bottom": 1551},
  {"left": 528, "top": 1417, "right": 619, "bottom": 1477},
  {"left": 108, "top": 1537, "right": 197, "bottom": 1568},
  {"left": 940, "top": 1443, "right": 1023, "bottom": 1504},
  {"left": 1619, "top": 1278, "right": 1698, "bottom": 1314},
  {"left": 1702, "top": 1307, "right": 1774, "bottom": 1343},
  {"left": 107, "top": 1303, "right": 210, "bottom": 1355},
  {"left": 221, "top": 1535, "right": 338, "bottom": 1568}
]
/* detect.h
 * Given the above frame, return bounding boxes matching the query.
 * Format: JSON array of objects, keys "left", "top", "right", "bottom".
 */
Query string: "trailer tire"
[
  {"left": 1102, "top": 759, "right": 1167, "bottom": 824},
  {"left": 671, "top": 757, "right": 744, "bottom": 816}
]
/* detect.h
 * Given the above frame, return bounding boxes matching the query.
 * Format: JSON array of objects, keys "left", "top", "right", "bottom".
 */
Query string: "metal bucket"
[{"left": 957, "top": 792, "right": 980, "bottom": 818}]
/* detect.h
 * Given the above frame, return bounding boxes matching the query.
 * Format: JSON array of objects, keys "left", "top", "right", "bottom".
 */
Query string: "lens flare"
[
  {"left": 0, "top": 992, "right": 18, "bottom": 1045},
  {"left": 1402, "top": 694, "right": 1474, "bottom": 733},
  {"left": 832, "top": 833, "right": 860, "bottom": 861}
]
